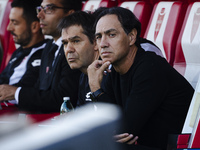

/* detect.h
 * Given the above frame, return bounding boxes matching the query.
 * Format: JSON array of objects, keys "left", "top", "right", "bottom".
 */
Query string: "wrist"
[
  {"left": 90, "top": 85, "right": 101, "bottom": 93},
  {"left": 90, "top": 88, "right": 104, "bottom": 102}
]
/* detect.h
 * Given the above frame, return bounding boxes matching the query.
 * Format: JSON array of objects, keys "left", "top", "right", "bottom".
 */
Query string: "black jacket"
[{"left": 18, "top": 40, "right": 81, "bottom": 113}]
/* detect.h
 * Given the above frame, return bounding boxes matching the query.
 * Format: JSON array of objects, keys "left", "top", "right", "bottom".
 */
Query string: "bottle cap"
[{"left": 63, "top": 97, "right": 70, "bottom": 101}]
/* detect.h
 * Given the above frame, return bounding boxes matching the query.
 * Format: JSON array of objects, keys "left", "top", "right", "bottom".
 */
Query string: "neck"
[
  {"left": 22, "top": 34, "right": 44, "bottom": 49},
  {"left": 113, "top": 45, "right": 138, "bottom": 75},
  {"left": 53, "top": 32, "right": 61, "bottom": 42},
  {"left": 54, "top": 36, "right": 60, "bottom": 42}
]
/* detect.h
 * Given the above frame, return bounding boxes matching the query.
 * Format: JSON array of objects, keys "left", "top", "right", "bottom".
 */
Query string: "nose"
[
  {"left": 7, "top": 21, "right": 13, "bottom": 32},
  {"left": 99, "top": 35, "right": 109, "bottom": 48},
  {"left": 37, "top": 9, "right": 45, "bottom": 20},
  {"left": 64, "top": 42, "right": 75, "bottom": 55}
]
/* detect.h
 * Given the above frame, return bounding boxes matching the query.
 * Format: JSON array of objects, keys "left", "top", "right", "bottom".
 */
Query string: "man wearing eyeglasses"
[{"left": 0, "top": 0, "right": 82, "bottom": 113}]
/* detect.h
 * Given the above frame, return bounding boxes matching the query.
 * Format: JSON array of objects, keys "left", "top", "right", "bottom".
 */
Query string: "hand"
[
  {"left": 114, "top": 133, "right": 138, "bottom": 145},
  {"left": 87, "top": 60, "right": 111, "bottom": 92},
  {"left": 0, "top": 84, "right": 17, "bottom": 101}
]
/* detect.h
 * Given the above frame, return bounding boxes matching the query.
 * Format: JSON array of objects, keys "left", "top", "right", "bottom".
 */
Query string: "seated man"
[
  {"left": 0, "top": 0, "right": 47, "bottom": 104},
  {"left": 87, "top": 7, "right": 194, "bottom": 150}
]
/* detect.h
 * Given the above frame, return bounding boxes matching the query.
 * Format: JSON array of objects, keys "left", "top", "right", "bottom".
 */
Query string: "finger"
[
  {"left": 103, "top": 69, "right": 111, "bottom": 75},
  {"left": 90, "top": 60, "right": 103, "bottom": 69},
  {"left": 99, "top": 61, "right": 111, "bottom": 73},
  {"left": 88, "top": 60, "right": 103, "bottom": 72},
  {"left": 127, "top": 135, "right": 138, "bottom": 145},
  {"left": 95, "top": 61, "right": 104, "bottom": 69},
  {"left": 114, "top": 133, "right": 129, "bottom": 139},
  {"left": 0, "top": 96, "right": 4, "bottom": 101},
  {"left": 116, "top": 134, "right": 133, "bottom": 143}
]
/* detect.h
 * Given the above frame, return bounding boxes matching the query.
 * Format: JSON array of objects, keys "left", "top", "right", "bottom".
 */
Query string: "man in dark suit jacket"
[{"left": 0, "top": 0, "right": 82, "bottom": 113}]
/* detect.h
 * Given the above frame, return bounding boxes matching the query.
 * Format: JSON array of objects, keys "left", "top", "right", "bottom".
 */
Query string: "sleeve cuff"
[{"left": 15, "top": 87, "right": 22, "bottom": 104}]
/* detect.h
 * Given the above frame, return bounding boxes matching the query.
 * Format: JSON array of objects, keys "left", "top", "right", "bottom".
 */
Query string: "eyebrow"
[
  {"left": 10, "top": 19, "right": 19, "bottom": 23},
  {"left": 62, "top": 36, "right": 81, "bottom": 42},
  {"left": 68, "top": 36, "right": 81, "bottom": 41},
  {"left": 95, "top": 28, "right": 117, "bottom": 36},
  {"left": 10, "top": 19, "right": 17, "bottom": 22},
  {"left": 41, "top": 3, "right": 55, "bottom": 7}
]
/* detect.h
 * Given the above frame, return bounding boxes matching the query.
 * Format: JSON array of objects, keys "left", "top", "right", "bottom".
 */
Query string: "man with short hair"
[
  {"left": 0, "top": 0, "right": 47, "bottom": 103},
  {"left": 58, "top": 11, "right": 99, "bottom": 106},
  {"left": 0, "top": 0, "right": 82, "bottom": 113},
  {"left": 87, "top": 7, "right": 194, "bottom": 149}
]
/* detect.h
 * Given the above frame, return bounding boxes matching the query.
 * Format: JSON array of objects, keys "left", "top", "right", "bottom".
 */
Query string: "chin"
[
  {"left": 70, "top": 65, "right": 79, "bottom": 70},
  {"left": 102, "top": 58, "right": 112, "bottom": 63}
]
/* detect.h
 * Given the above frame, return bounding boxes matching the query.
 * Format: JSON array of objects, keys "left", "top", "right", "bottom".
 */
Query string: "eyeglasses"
[{"left": 36, "top": 5, "right": 69, "bottom": 14}]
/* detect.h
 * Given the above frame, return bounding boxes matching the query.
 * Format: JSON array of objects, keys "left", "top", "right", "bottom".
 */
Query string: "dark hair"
[
  {"left": 60, "top": 0, "right": 82, "bottom": 13},
  {"left": 92, "top": 7, "right": 108, "bottom": 18},
  {"left": 58, "top": 11, "right": 95, "bottom": 44},
  {"left": 94, "top": 7, "right": 141, "bottom": 47},
  {"left": 11, "top": 0, "right": 42, "bottom": 25}
]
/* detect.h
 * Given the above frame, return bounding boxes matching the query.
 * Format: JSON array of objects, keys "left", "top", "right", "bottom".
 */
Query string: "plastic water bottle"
[{"left": 60, "top": 97, "right": 74, "bottom": 115}]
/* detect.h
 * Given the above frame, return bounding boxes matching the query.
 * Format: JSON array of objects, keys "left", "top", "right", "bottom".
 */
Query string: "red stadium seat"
[
  {"left": 119, "top": 1, "right": 152, "bottom": 37},
  {"left": 144, "top": 1, "right": 187, "bottom": 65},
  {"left": 0, "top": 39, "right": 3, "bottom": 64},
  {"left": 173, "top": 2, "right": 200, "bottom": 89},
  {"left": 82, "top": 0, "right": 118, "bottom": 12},
  {"left": 0, "top": 0, "right": 16, "bottom": 73},
  {"left": 141, "top": 0, "right": 161, "bottom": 6}
]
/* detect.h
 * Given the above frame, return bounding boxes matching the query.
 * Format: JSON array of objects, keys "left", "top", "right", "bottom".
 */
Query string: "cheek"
[
  {"left": 14, "top": 27, "right": 23, "bottom": 35},
  {"left": 63, "top": 46, "right": 67, "bottom": 54},
  {"left": 64, "top": 51, "right": 67, "bottom": 59},
  {"left": 96, "top": 39, "right": 102, "bottom": 50},
  {"left": 116, "top": 38, "right": 129, "bottom": 52}
]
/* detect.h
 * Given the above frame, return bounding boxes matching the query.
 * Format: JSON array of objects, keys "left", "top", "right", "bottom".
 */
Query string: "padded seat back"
[
  {"left": 144, "top": 1, "right": 187, "bottom": 65},
  {"left": 82, "top": 0, "right": 117, "bottom": 12},
  {"left": 119, "top": 1, "right": 152, "bottom": 37},
  {"left": 174, "top": 2, "right": 200, "bottom": 89}
]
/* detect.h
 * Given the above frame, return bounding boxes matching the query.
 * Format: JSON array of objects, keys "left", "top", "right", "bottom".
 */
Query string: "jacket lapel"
[{"left": 46, "top": 45, "right": 64, "bottom": 88}]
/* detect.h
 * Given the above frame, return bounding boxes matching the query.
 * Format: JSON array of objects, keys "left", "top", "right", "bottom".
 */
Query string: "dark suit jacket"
[{"left": 18, "top": 40, "right": 81, "bottom": 113}]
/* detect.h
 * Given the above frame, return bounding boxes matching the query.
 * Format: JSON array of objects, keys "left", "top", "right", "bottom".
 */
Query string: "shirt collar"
[{"left": 53, "top": 37, "right": 62, "bottom": 47}]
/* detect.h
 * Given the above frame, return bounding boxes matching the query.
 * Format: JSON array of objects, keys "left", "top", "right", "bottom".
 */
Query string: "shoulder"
[
  {"left": 42, "top": 39, "right": 54, "bottom": 53},
  {"left": 140, "top": 38, "right": 163, "bottom": 57},
  {"left": 131, "top": 48, "right": 168, "bottom": 75}
]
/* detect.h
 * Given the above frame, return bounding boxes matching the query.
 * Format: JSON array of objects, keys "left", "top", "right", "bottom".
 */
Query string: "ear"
[
  {"left": 65, "top": 9, "right": 75, "bottom": 16},
  {"left": 31, "top": 21, "right": 40, "bottom": 34},
  {"left": 128, "top": 28, "right": 137, "bottom": 46},
  {"left": 93, "top": 40, "right": 98, "bottom": 51}
]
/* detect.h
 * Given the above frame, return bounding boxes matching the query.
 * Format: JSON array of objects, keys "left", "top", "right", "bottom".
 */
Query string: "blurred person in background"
[
  {"left": 0, "top": 0, "right": 47, "bottom": 104},
  {"left": 0, "top": 0, "right": 82, "bottom": 113}
]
